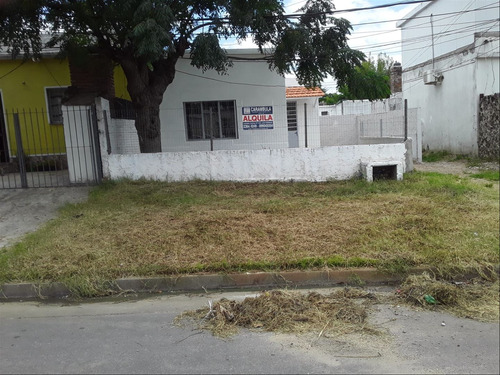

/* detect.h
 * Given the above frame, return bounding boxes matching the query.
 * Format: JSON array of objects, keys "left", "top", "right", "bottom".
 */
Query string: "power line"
[
  {"left": 357, "top": 19, "right": 499, "bottom": 53},
  {"left": 348, "top": 18, "right": 499, "bottom": 40},
  {"left": 219, "top": 18, "right": 499, "bottom": 58},
  {"left": 203, "top": 3, "right": 500, "bottom": 54},
  {"left": 348, "top": 2, "right": 499, "bottom": 27},
  {"left": 403, "top": 0, "right": 477, "bottom": 68},
  {"left": 402, "top": 43, "right": 499, "bottom": 90},
  {"left": 284, "top": 0, "right": 432, "bottom": 18},
  {"left": 187, "top": 0, "right": 431, "bottom": 22},
  {"left": 0, "top": 60, "right": 25, "bottom": 81},
  {"left": 176, "top": 69, "right": 285, "bottom": 88}
]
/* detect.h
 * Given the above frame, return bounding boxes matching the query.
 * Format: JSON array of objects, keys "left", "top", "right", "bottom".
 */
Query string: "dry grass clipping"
[
  {"left": 398, "top": 273, "right": 500, "bottom": 322},
  {"left": 176, "top": 289, "right": 380, "bottom": 337}
]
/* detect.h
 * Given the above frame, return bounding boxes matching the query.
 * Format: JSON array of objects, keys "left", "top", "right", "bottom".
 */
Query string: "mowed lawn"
[{"left": 0, "top": 172, "right": 498, "bottom": 290}]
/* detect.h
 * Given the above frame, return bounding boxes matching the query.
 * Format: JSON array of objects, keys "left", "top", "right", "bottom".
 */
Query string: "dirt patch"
[{"left": 415, "top": 160, "right": 499, "bottom": 177}]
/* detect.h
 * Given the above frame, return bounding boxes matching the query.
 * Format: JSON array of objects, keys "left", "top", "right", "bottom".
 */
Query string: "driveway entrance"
[{"left": 0, "top": 186, "right": 90, "bottom": 248}]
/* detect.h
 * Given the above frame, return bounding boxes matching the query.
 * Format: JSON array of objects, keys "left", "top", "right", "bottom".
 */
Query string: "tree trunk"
[
  {"left": 133, "top": 97, "right": 163, "bottom": 153},
  {"left": 119, "top": 53, "right": 182, "bottom": 153}
]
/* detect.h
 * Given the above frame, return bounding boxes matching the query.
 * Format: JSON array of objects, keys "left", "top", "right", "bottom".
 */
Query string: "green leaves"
[
  {"left": 1, "top": 0, "right": 367, "bottom": 153},
  {"left": 131, "top": 0, "right": 175, "bottom": 61},
  {"left": 1, "top": 0, "right": 364, "bottom": 89},
  {"left": 323, "top": 53, "right": 394, "bottom": 103},
  {"left": 0, "top": 0, "right": 45, "bottom": 59},
  {"left": 190, "top": 33, "right": 233, "bottom": 74},
  {"left": 271, "top": 1, "right": 364, "bottom": 88}
]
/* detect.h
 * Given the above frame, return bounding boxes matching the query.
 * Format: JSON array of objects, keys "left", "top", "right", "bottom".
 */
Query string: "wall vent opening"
[{"left": 372, "top": 165, "right": 397, "bottom": 180}]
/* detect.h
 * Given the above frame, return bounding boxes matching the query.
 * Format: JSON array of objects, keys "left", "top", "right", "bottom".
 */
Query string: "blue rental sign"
[{"left": 242, "top": 106, "right": 274, "bottom": 130}]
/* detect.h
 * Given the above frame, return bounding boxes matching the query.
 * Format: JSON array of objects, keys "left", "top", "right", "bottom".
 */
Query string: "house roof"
[
  {"left": 286, "top": 86, "right": 324, "bottom": 98},
  {"left": 0, "top": 34, "right": 59, "bottom": 60},
  {"left": 397, "top": 0, "right": 435, "bottom": 28}
]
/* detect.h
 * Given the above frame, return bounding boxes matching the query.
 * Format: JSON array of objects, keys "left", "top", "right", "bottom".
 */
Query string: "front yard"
[{"left": 0, "top": 170, "right": 498, "bottom": 296}]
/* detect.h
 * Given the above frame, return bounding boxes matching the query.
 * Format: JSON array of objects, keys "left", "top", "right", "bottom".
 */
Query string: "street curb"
[{"left": 0, "top": 267, "right": 436, "bottom": 300}]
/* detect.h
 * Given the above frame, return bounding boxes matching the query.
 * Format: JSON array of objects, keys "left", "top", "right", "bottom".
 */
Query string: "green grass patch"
[
  {"left": 422, "top": 150, "right": 454, "bottom": 162},
  {"left": 421, "top": 150, "right": 496, "bottom": 166},
  {"left": 1, "top": 172, "right": 498, "bottom": 297},
  {"left": 469, "top": 170, "right": 499, "bottom": 181}
]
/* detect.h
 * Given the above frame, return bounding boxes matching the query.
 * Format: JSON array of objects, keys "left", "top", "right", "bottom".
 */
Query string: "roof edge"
[
  {"left": 286, "top": 86, "right": 325, "bottom": 99},
  {"left": 397, "top": 0, "right": 435, "bottom": 28}
]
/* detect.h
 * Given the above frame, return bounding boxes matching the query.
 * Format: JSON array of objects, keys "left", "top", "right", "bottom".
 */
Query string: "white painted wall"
[
  {"left": 62, "top": 105, "right": 98, "bottom": 184},
  {"left": 319, "top": 94, "right": 403, "bottom": 116},
  {"left": 160, "top": 51, "right": 288, "bottom": 152},
  {"left": 91, "top": 51, "right": 323, "bottom": 154},
  {"left": 402, "top": 35, "right": 499, "bottom": 154},
  {"left": 320, "top": 114, "right": 359, "bottom": 146},
  {"left": 105, "top": 143, "right": 408, "bottom": 182},
  {"left": 476, "top": 51, "right": 500, "bottom": 95},
  {"left": 96, "top": 99, "right": 140, "bottom": 155},
  {"left": 398, "top": 0, "right": 499, "bottom": 68},
  {"left": 319, "top": 109, "right": 421, "bottom": 161},
  {"left": 292, "top": 97, "right": 321, "bottom": 148}
]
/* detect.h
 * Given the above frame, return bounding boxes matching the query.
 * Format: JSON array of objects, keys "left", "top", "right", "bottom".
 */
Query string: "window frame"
[
  {"left": 183, "top": 100, "right": 238, "bottom": 141},
  {"left": 287, "top": 101, "right": 298, "bottom": 131},
  {"left": 45, "top": 86, "right": 68, "bottom": 125}
]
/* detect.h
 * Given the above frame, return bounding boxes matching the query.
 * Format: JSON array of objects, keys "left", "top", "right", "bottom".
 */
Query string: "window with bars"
[
  {"left": 46, "top": 87, "right": 67, "bottom": 124},
  {"left": 184, "top": 100, "right": 237, "bottom": 140},
  {"left": 287, "top": 101, "right": 297, "bottom": 131}
]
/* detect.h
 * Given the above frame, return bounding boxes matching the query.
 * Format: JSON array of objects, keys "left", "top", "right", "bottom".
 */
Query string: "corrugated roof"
[{"left": 286, "top": 86, "right": 325, "bottom": 98}]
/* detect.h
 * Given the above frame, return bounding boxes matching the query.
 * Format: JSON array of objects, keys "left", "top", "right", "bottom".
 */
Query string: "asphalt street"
[{"left": 1, "top": 288, "right": 499, "bottom": 374}]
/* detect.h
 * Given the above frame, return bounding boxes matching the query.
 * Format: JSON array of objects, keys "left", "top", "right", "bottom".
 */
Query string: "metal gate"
[{"left": 0, "top": 105, "right": 102, "bottom": 189}]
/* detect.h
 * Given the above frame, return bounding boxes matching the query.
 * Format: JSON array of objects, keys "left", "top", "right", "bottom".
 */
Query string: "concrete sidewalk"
[{"left": 0, "top": 187, "right": 90, "bottom": 249}]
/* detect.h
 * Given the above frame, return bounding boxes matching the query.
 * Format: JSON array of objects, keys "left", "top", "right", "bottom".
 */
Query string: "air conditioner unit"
[
  {"left": 423, "top": 70, "right": 437, "bottom": 85},
  {"left": 423, "top": 70, "right": 444, "bottom": 85}
]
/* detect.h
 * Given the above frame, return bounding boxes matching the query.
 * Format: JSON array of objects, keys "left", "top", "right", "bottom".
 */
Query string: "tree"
[
  {"left": 320, "top": 53, "right": 394, "bottom": 105},
  {"left": 1, "top": 0, "right": 364, "bottom": 153}
]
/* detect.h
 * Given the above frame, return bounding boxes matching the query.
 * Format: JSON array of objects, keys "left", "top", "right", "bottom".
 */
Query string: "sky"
[{"left": 222, "top": 0, "right": 423, "bottom": 93}]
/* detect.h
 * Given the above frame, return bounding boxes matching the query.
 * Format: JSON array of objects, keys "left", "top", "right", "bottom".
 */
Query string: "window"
[
  {"left": 46, "top": 87, "right": 67, "bottom": 124},
  {"left": 184, "top": 100, "right": 237, "bottom": 140},
  {"left": 287, "top": 101, "right": 297, "bottom": 131}
]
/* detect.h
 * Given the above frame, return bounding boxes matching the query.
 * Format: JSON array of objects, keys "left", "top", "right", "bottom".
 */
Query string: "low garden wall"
[{"left": 104, "top": 143, "right": 408, "bottom": 182}]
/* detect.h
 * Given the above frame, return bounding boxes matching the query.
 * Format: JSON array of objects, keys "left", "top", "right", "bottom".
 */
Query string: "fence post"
[
  {"left": 404, "top": 99, "right": 408, "bottom": 141},
  {"left": 304, "top": 103, "right": 308, "bottom": 148},
  {"left": 103, "top": 110, "right": 112, "bottom": 155},
  {"left": 209, "top": 107, "right": 214, "bottom": 152},
  {"left": 13, "top": 113, "right": 28, "bottom": 188},
  {"left": 90, "top": 105, "right": 103, "bottom": 184}
]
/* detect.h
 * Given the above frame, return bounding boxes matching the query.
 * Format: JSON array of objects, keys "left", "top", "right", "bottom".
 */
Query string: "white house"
[
  {"left": 154, "top": 49, "right": 324, "bottom": 152},
  {"left": 60, "top": 48, "right": 410, "bottom": 184},
  {"left": 397, "top": 0, "right": 499, "bottom": 155}
]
